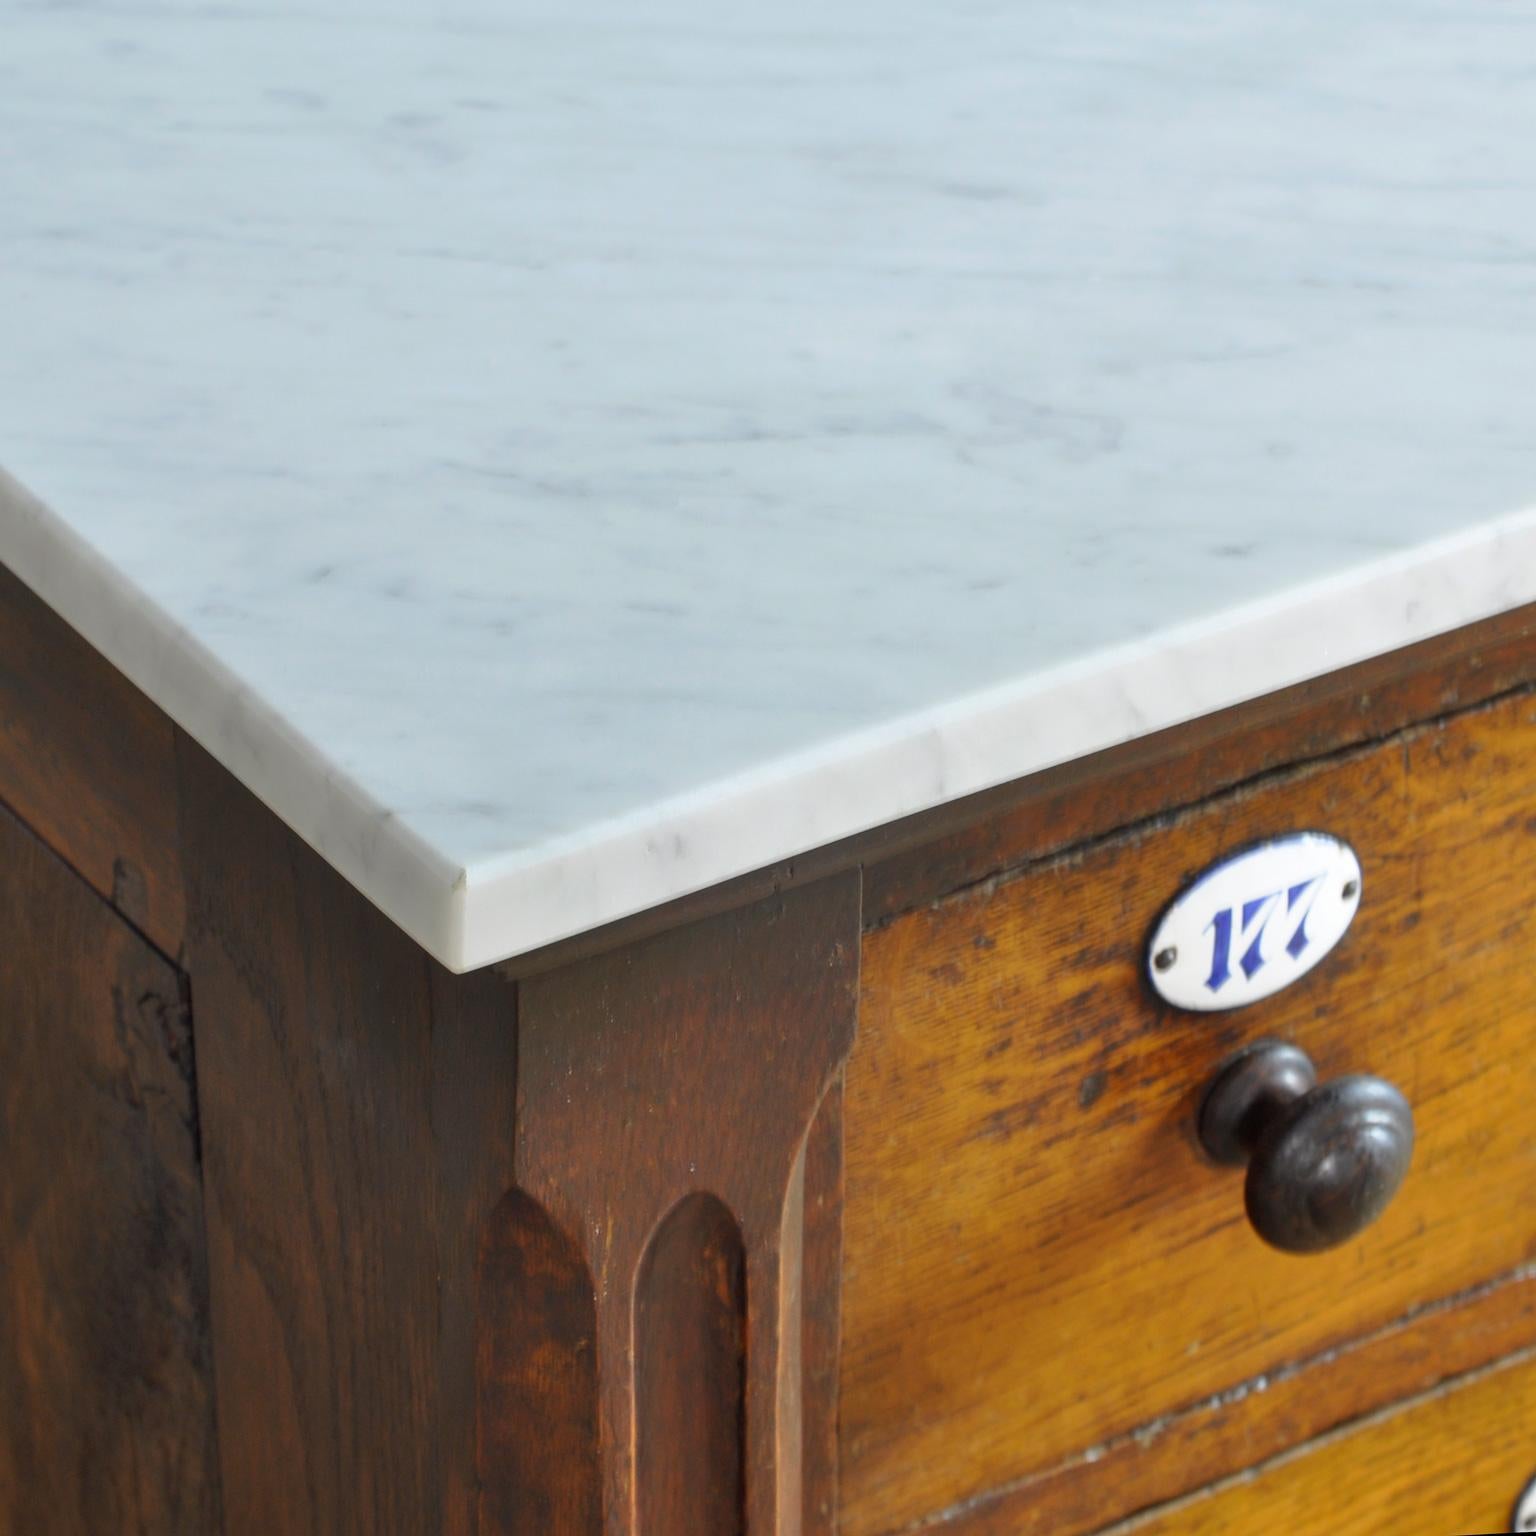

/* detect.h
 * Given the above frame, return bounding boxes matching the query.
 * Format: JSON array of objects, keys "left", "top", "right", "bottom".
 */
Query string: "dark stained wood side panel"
[
  {"left": 0, "top": 801, "right": 219, "bottom": 1533},
  {"left": 430, "top": 961, "right": 527, "bottom": 1535},
  {"left": 178, "top": 733, "right": 518, "bottom": 1536},
  {"left": 0, "top": 562, "right": 185, "bottom": 955}
]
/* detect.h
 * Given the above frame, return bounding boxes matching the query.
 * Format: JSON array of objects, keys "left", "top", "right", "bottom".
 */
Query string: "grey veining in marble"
[{"left": 3, "top": 0, "right": 1536, "bottom": 968}]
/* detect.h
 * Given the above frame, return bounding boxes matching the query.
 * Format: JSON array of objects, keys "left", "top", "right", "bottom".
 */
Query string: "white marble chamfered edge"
[
  {"left": 5, "top": 465, "right": 1536, "bottom": 973},
  {"left": 456, "top": 504, "right": 1536, "bottom": 970}
]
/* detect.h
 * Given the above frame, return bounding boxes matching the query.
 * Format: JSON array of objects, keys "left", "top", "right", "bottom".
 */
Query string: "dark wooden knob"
[{"left": 1197, "top": 1039, "right": 1414, "bottom": 1254}]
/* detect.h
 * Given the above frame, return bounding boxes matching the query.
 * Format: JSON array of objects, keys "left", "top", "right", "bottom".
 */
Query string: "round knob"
[{"left": 1197, "top": 1039, "right": 1414, "bottom": 1254}]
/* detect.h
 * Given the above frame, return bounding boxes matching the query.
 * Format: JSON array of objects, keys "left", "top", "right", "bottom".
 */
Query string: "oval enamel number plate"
[{"left": 1146, "top": 832, "right": 1362, "bottom": 1012}]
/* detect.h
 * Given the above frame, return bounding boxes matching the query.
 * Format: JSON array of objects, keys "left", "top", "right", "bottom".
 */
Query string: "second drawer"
[{"left": 1120, "top": 1343, "right": 1536, "bottom": 1536}]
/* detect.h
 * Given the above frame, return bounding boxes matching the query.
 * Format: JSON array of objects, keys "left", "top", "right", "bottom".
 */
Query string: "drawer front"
[
  {"left": 1122, "top": 1346, "right": 1536, "bottom": 1536},
  {"left": 840, "top": 689, "right": 1536, "bottom": 1536}
]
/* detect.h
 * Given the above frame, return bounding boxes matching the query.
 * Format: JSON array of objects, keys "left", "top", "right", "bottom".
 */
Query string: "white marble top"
[{"left": 4, "top": 1, "right": 1536, "bottom": 971}]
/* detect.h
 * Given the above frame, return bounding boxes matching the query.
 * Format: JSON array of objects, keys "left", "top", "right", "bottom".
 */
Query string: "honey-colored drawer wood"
[
  {"left": 1114, "top": 1344, "right": 1536, "bottom": 1536},
  {"left": 840, "top": 687, "right": 1536, "bottom": 1536}
]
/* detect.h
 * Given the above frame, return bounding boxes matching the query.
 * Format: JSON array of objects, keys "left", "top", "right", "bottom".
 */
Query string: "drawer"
[
  {"left": 840, "top": 688, "right": 1536, "bottom": 1536},
  {"left": 1120, "top": 1345, "right": 1536, "bottom": 1536}
]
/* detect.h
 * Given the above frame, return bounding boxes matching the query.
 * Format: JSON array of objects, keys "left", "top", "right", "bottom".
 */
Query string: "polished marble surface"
[{"left": 4, "top": 0, "right": 1536, "bottom": 968}]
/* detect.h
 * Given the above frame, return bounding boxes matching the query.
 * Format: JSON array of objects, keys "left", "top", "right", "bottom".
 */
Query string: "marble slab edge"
[{"left": 4, "top": 465, "right": 1536, "bottom": 973}]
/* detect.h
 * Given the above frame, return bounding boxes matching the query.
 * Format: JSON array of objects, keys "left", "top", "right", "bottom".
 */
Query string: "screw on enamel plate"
[{"left": 1145, "top": 832, "right": 1362, "bottom": 1012}]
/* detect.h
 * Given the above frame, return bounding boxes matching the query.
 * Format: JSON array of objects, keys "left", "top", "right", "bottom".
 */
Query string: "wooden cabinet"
[
  {"left": 12, "top": 3, "right": 1536, "bottom": 1528},
  {"left": 2, "top": 567, "right": 1536, "bottom": 1536}
]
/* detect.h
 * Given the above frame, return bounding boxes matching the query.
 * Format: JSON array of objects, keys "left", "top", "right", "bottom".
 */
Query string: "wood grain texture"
[
  {"left": 0, "top": 561, "right": 184, "bottom": 954},
  {"left": 178, "top": 733, "right": 519, "bottom": 1536},
  {"left": 0, "top": 800, "right": 219, "bottom": 1533},
  {"left": 1110, "top": 1343, "right": 1536, "bottom": 1536},
  {"left": 636, "top": 1193, "right": 747, "bottom": 1535},
  {"left": 513, "top": 873, "right": 861, "bottom": 1536},
  {"left": 933, "top": 1264, "right": 1536, "bottom": 1536},
  {"left": 840, "top": 688, "right": 1536, "bottom": 1536},
  {"left": 478, "top": 1192, "right": 603, "bottom": 1536}
]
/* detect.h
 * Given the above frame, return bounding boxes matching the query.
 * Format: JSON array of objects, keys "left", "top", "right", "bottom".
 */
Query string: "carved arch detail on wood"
[
  {"left": 493, "top": 874, "right": 860, "bottom": 1536},
  {"left": 636, "top": 1192, "right": 747, "bottom": 1535}
]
